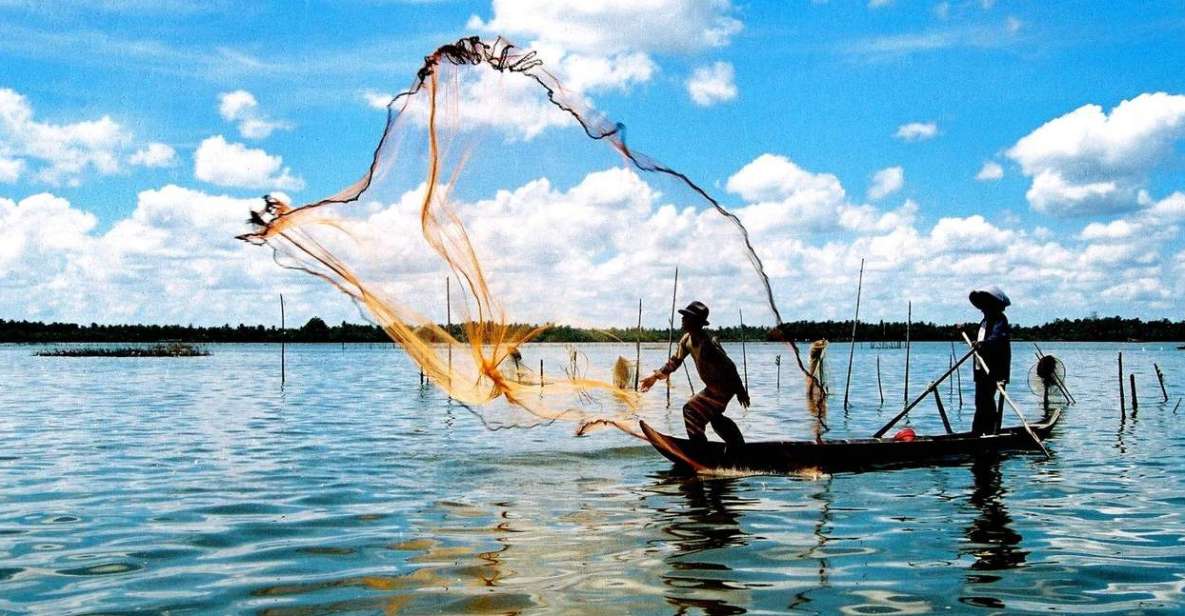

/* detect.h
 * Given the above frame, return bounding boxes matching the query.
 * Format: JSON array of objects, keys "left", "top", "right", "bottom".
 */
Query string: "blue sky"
[{"left": 1, "top": 1, "right": 1184, "bottom": 327}]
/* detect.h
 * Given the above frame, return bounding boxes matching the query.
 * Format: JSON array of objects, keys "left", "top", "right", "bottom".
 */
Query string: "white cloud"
[
  {"left": 0, "top": 87, "right": 131, "bottom": 185},
  {"left": 0, "top": 157, "right": 24, "bottom": 183},
  {"left": 217, "top": 89, "right": 290, "bottom": 139},
  {"left": 867, "top": 166, "right": 904, "bottom": 200},
  {"left": 726, "top": 154, "right": 845, "bottom": 204},
  {"left": 463, "top": 0, "right": 740, "bottom": 103},
  {"left": 1006, "top": 92, "right": 1185, "bottom": 216},
  {"left": 1005, "top": 16, "right": 1023, "bottom": 34},
  {"left": 4, "top": 161, "right": 1185, "bottom": 325},
  {"left": 193, "top": 135, "right": 304, "bottom": 191},
  {"left": 363, "top": 90, "right": 394, "bottom": 110},
  {"left": 687, "top": 61, "right": 737, "bottom": 107},
  {"left": 975, "top": 161, "right": 1004, "bottom": 181},
  {"left": 128, "top": 142, "right": 177, "bottom": 168},
  {"left": 468, "top": 0, "right": 741, "bottom": 56},
  {"left": 894, "top": 121, "right": 938, "bottom": 142},
  {"left": 869, "top": 0, "right": 893, "bottom": 8},
  {"left": 0, "top": 185, "right": 338, "bottom": 324}
]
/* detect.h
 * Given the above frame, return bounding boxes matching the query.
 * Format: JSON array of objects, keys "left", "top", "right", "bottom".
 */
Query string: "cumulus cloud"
[
  {"left": 894, "top": 121, "right": 938, "bottom": 142},
  {"left": 867, "top": 166, "right": 904, "bottom": 200},
  {"left": 1006, "top": 92, "right": 1185, "bottom": 216},
  {"left": 4, "top": 163, "right": 1183, "bottom": 325},
  {"left": 0, "top": 185, "right": 335, "bottom": 324},
  {"left": 217, "top": 90, "right": 291, "bottom": 139},
  {"left": 0, "top": 157, "right": 24, "bottom": 183},
  {"left": 468, "top": 0, "right": 741, "bottom": 56},
  {"left": 687, "top": 61, "right": 738, "bottom": 106},
  {"left": 129, "top": 142, "right": 177, "bottom": 168},
  {"left": 456, "top": 0, "right": 741, "bottom": 137},
  {"left": 0, "top": 87, "right": 131, "bottom": 185},
  {"left": 975, "top": 161, "right": 1004, "bottom": 181},
  {"left": 193, "top": 135, "right": 304, "bottom": 191}
]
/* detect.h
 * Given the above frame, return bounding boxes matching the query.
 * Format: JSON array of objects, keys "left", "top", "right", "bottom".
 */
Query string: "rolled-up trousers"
[{"left": 683, "top": 387, "right": 744, "bottom": 449}]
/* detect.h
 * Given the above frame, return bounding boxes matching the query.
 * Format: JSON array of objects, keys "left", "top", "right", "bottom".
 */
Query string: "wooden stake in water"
[
  {"left": 843, "top": 258, "right": 864, "bottom": 410},
  {"left": 666, "top": 267, "right": 679, "bottom": 407},
  {"left": 775, "top": 355, "right": 782, "bottom": 391},
  {"left": 1130, "top": 373, "right": 1138, "bottom": 414},
  {"left": 951, "top": 341, "right": 963, "bottom": 408},
  {"left": 739, "top": 308, "right": 749, "bottom": 392},
  {"left": 1118, "top": 352, "right": 1126, "bottom": 416},
  {"left": 446, "top": 276, "right": 452, "bottom": 382},
  {"left": 279, "top": 293, "right": 286, "bottom": 387},
  {"left": 1155, "top": 363, "right": 1168, "bottom": 402},
  {"left": 634, "top": 298, "right": 642, "bottom": 391},
  {"left": 876, "top": 354, "right": 884, "bottom": 405},
  {"left": 903, "top": 301, "right": 912, "bottom": 406}
]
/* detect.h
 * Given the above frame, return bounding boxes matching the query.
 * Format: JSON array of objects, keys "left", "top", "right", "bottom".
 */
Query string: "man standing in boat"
[
  {"left": 640, "top": 301, "right": 750, "bottom": 453},
  {"left": 969, "top": 286, "right": 1012, "bottom": 435}
]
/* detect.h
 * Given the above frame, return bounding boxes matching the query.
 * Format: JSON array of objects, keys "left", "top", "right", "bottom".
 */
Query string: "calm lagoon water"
[{"left": 2, "top": 341, "right": 1184, "bottom": 614}]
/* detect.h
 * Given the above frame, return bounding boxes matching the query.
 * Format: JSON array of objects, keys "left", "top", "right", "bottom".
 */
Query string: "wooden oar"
[
  {"left": 961, "top": 331, "right": 1050, "bottom": 459},
  {"left": 873, "top": 347, "right": 975, "bottom": 438}
]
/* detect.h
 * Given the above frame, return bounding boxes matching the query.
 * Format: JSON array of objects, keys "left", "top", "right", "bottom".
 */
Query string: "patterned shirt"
[{"left": 660, "top": 329, "right": 745, "bottom": 394}]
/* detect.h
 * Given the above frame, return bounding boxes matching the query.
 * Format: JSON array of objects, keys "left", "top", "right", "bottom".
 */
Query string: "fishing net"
[{"left": 239, "top": 37, "right": 819, "bottom": 436}]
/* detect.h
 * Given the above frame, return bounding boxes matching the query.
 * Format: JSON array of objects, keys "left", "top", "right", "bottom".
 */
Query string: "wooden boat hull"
[{"left": 639, "top": 410, "right": 1060, "bottom": 474}]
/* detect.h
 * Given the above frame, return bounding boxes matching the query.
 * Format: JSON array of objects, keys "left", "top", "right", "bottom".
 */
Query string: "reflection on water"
[
  {"left": 661, "top": 477, "right": 751, "bottom": 615},
  {"left": 966, "top": 456, "right": 1026, "bottom": 572},
  {"left": 3, "top": 341, "right": 1185, "bottom": 613}
]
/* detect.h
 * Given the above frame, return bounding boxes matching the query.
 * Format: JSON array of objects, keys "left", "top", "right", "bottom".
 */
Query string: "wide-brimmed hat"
[
  {"left": 969, "top": 286, "right": 1011, "bottom": 311},
  {"left": 678, "top": 301, "right": 710, "bottom": 325}
]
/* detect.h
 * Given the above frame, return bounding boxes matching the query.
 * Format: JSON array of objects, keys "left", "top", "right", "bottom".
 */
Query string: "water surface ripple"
[{"left": 1, "top": 341, "right": 1183, "bottom": 614}]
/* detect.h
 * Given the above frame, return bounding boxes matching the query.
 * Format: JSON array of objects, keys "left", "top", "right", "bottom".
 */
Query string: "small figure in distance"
[
  {"left": 640, "top": 301, "right": 750, "bottom": 455},
  {"left": 969, "top": 286, "right": 1012, "bottom": 436}
]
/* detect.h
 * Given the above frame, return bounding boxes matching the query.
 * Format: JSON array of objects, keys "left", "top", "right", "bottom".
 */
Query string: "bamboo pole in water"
[
  {"left": 932, "top": 387, "right": 953, "bottom": 434},
  {"left": 446, "top": 277, "right": 453, "bottom": 395},
  {"left": 279, "top": 293, "right": 286, "bottom": 387},
  {"left": 951, "top": 341, "right": 963, "bottom": 408},
  {"left": 666, "top": 267, "right": 678, "bottom": 407},
  {"left": 1119, "top": 352, "right": 1126, "bottom": 416},
  {"left": 1155, "top": 363, "right": 1168, "bottom": 402},
  {"left": 903, "top": 301, "right": 912, "bottom": 405},
  {"left": 948, "top": 354, "right": 954, "bottom": 399},
  {"left": 1130, "top": 373, "right": 1138, "bottom": 414},
  {"left": 634, "top": 298, "right": 642, "bottom": 391},
  {"left": 876, "top": 354, "right": 884, "bottom": 405},
  {"left": 739, "top": 308, "right": 749, "bottom": 392},
  {"left": 843, "top": 258, "right": 864, "bottom": 410}
]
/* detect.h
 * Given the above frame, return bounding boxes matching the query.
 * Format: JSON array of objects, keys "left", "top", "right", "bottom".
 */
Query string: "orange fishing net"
[{"left": 240, "top": 37, "right": 818, "bottom": 435}]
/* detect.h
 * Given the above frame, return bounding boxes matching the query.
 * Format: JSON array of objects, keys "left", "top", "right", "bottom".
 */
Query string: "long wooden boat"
[{"left": 639, "top": 410, "right": 1061, "bottom": 474}]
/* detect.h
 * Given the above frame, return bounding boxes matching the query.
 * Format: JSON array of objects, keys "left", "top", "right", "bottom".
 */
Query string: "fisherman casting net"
[{"left": 240, "top": 37, "right": 820, "bottom": 436}]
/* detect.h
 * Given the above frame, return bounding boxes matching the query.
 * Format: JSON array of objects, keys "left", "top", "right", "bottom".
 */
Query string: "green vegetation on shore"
[{"left": 3, "top": 316, "right": 1183, "bottom": 344}]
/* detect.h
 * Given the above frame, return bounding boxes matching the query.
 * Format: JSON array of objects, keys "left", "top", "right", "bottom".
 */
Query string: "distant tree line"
[{"left": 2, "top": 315, "right": 1183, "bottom": 344}]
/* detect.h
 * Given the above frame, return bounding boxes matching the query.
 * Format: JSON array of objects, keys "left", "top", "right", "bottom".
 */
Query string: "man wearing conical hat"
[
  {"left": 640, "top": 301, "right": 750, "bottom": 453},
  {"left": 969, "top": 286, "right": 1012, "bottom": 436}
]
